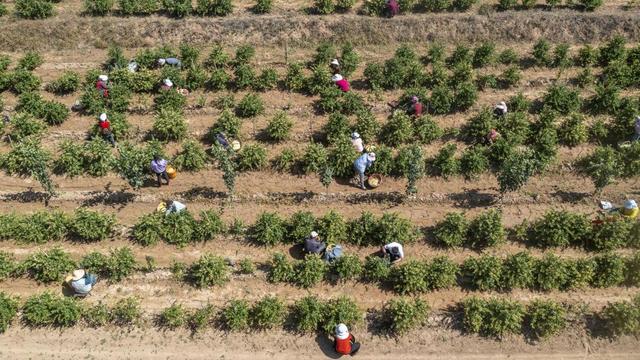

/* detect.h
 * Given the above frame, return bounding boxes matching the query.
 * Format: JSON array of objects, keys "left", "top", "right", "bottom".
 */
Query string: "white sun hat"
[
  {"left": 330, "top": 59, "right": 340, "bottom": 66},
  {"left": 163, "top": 79, "right": 173, "bottom": 87},
  {"left": 99, "top": 113, "right": 107, "bottom": 121},
  {"left": 72, "top": 269, "right": 85, "bottom": 281},
  {"left": 335, "top": 324, "right": 349, "bottom": 340},
  {"left": 496, "top": 101, "right": 507, "bottom": 111},
  {"left": 158, "top": 58, "right": 166, "bottom": 66},
  {"left": 310, "top": 231, "right": 319, "bottom": 238},
  {"left": 98, "top": 75, "right": 108, "bottom": 81},
  {"left": 367, "top": 152, "right": 376, "bottom": 161},
  {"left": 624, "top": 199, "right": 638, "bottom": 210},
  {"left": 351, "top": 132, "right": 360, "bottom": 139},
  {"left": 331, "top": 74, "right": 343, "bottom": 82}
]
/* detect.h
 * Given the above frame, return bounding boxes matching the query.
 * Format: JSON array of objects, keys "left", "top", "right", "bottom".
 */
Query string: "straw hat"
[
  {"left": 98, "top": 75, "right": 108, "bottom": 81},
  {"left": 335, "top": 324, "right": 349, "bottom": 340},
  {"left": 331, "top": 74, "right": 343, "bottom": 82},
  {"left": 72, "top": 269, "right": 85, "bottom": 281}
]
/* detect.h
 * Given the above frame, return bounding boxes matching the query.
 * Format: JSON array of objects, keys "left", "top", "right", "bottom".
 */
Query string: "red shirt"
[
  {"left": 413, "top": 102, "right": 423, "bottom": 117},
  {"left": 335, "top": 334, "right": 353, "bottom": 355},
  {"left": 99, "top": 120, "right": 110, "bottom": 129},
  {"left": 96, "top": 80, "right": 108, "bottom": 97}
]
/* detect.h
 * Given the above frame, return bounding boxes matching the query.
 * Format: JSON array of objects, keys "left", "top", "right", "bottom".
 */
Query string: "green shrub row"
[
  {"left": 252, "top": 210, "right": 418, "bottom": 246},
  {"left": 2, "top": 291, "right": 637, "bottom": 339},
  {"left": 265, "top": 250, "right": 640, "bottom": 293},
  {"left": 0, "top": 208, "right": 115, "bottom": 244},
  {"left": 0, "top": 246, "right": 137, "bottom": 283}
]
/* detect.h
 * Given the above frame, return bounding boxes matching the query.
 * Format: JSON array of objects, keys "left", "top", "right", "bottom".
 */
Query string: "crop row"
[
  {"left": 1, "top": 208, "right": 639, "bottom": 252},
  {"left": 4, "top": 99, "right": 640, "bottom": 198},
  {"left": 1, "top": 41, "right": 640, "bottom": 195},
  {"left": 0, "top": 291, "right": 638, "bottom": 341},
  {"left": 1, "top": 244, "right": 639, "bottom": 294},
  {"left": 0, "top": 0, "right": 605, "bottom": 20}
]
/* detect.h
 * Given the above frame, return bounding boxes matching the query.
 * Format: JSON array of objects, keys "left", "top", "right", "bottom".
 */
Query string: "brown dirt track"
[{"left": 1, "top": 5, "right": 640, "bottom": 359}]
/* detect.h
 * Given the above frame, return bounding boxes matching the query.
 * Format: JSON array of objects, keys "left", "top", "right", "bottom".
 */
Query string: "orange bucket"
[{"left": 166, "top": 166, "right": 177, "bottom": 179}]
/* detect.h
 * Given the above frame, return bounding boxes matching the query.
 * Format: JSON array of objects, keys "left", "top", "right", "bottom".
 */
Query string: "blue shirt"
[
  {"left": 166, "top": 58, "right": 181, "bottom": 66},
  {"left": 354, "top": 154, "right": 373, "bottom": 174},
  {"left": 71, "top": 278, "right": 92, "bottom": 294}
]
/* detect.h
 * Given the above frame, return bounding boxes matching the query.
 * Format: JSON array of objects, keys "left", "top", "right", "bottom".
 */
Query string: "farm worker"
[
  {"left": 381, "top": 242, "right": 404, "bottom": 264},
  {"left": 165, "top": 200, "right": 186, "bottom": 216},
  {"left": 633, "top": 116, "right": 640, "bottom": 141},
  {"left": 127, "top": 60, "right": 138, "bottom": 73},
  {"left": 161, "top": 78, "right": 174, "bottom": 91},
  {"left": 330, "top": 59, "right": 341, "bottom": 75},
  {"left": 324, "top": 244, "right": 343, "bottom": 263},
  {"left": 332, "top": 74, "right": 350, "bottom": 92},
  {"left": 216, "top": 132, "right": 230, "bottom": 150},
  {"left": 334, "top": 324, "right": 361, "bottom": 356},
  {"left": 158, "top": 57, "right": 182, "bottom": 68},
  {"left": 69, "top": 269, "right": 98, "bottom": 295},
  {"left": 353, "top": 152, "right": 376, "bottom": 190},
  {"left": 98, "top": 113, "right": 116, "bottom": 147},
  {"left": 96, "top": 75, "right": 109, "bottom": 97},
  {"left": 151, "top": 155, "right": 170, "bottom": 187},
  {"left": 408, "top": 96, "right": 423, "bottom": 117},
  {"left": 494, "top": 101, "right": 507, "bottom": 117},
  {"left": 385, "top": 0, "right": 399, "bottom": 17},
  {"left": 351, "top": 132, "right": 364, "bottom": 153},
  {"left": 487, "top": 129, "right": 500, "bottom": 144},
  {"left": 622, "top": 199, "right": 639, "bottom": 219},
  {"left": 304, "top": 231, "right": 326, "bottom": 254}
]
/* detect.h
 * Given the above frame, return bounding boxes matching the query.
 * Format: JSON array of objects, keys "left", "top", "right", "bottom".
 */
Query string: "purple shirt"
[{"left": 151, "top": 159, "right": 167, "bottom": 174}]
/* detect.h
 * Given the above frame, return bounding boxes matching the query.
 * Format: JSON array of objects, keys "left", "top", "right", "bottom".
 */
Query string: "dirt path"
[
  {"left": 0, "top": 326, "right": 638, "bottom": 360},
  {"left": 2, "top": 12, "right": 640, "bottom": 51}
]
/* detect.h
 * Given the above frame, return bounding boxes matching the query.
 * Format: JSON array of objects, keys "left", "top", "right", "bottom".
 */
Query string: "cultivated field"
[{"left": 0, "top": 2, "right": 640, "bottom": 359}]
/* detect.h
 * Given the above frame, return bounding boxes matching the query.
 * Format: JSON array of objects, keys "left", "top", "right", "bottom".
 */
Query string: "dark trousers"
[
  {"left": 102, "top": 133, "right": 115, "bottom": 146},
  {"left": 155, "top": 171, "right": 169, "bottom": 186}
]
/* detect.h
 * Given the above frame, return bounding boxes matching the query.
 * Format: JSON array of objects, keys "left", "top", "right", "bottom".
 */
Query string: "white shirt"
[
  {"left": 351, "top": 138, "right": 364, "bottom": 153},
  {"left": 166, "top": 201, "right": 186, "bottom": 216},
  {"left": 384, "top": 242, "right": 404, "bottom": 259}
]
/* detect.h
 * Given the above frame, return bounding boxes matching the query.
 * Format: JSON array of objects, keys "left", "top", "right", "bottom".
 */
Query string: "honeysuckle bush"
[{"left": 132, "top": 210, "right": 225, "bottom": 246}]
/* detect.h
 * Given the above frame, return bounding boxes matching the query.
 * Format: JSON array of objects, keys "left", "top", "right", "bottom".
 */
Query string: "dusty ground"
[{"left": 1, "top": 13, "right": 640, "bottom": 359}]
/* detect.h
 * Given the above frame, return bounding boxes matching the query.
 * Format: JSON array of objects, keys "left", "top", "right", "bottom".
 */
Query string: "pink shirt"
[{"left": 335, "top": 79, "right": 350, "bottom": 92}]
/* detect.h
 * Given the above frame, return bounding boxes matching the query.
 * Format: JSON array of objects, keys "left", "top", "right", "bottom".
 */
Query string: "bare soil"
[{"left": 1, "top": 12, "right": 640, "bottom": 359}]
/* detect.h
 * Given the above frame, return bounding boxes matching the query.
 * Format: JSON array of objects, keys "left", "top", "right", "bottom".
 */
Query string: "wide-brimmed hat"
[
  {"left": 335, "top": 323, "right": 349, "bottom": 340},
  {"left": 367, "top": 152, "right": 376, "bottom": 161},
  {"left": 158, "top": 58, "right": 166, "bottom": 66},
  {"left": 330, "top": 59, "right": 340, "bottom": 66},
  {"left": 99, "top": 113, "right": 107, "bottom": 121},
  {"left": 310, "top": 231, "right": 319, "bottom": 238},
  {"left": 496, "top": 101, "right": 507, "bottom": 110},
  {"left": 331, "top": 74, "right": 343, "bottom": 82},
  {"left": 98, "top": 75, "right": 108, "bottom": 81},
  {"left": 72, "top": 269, "right": 85, "bottom": 281},
  {"left": 163, "top": 79, "right": 173, "bottom": 87},
  {"left": 351, "top": 132, "right": 360, "bottom": 139}
]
